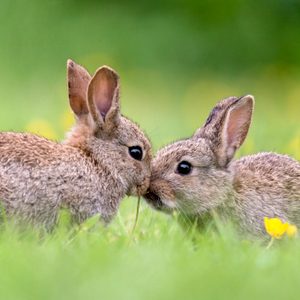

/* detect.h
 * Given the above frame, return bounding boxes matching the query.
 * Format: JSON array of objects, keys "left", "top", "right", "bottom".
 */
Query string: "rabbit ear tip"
[
  {"left": 67, "top": 59, "right": 76, "bottom": 69},
  {"left": 242, "top": 95, "right": 255, "bottom": 103},
  {"left": 96, "top": 65, "right": 119, "bottom": 77}
]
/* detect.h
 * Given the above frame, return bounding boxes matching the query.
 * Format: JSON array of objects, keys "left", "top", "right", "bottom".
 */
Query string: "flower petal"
[{"left": 264, "top": 217, "right": 288, "bottom": 239}]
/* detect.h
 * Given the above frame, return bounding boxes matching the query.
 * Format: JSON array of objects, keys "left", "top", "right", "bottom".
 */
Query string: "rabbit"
[
  {"left": 143, "top": 95, "right": 300, "bottom": 238},
  {"left": 0, "top": 60, "right": 152, "bottom": 229}
]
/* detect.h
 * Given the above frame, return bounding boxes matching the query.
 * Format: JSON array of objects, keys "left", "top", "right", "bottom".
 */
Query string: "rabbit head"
[
  {"left": 144, "top": 95, "right": 254, "bottom": 216},
  {"left": 65, "top": 60, "right": 152, "bottom": 197}
]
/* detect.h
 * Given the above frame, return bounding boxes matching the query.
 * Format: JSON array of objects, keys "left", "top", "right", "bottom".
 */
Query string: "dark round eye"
[
  {"left": 177, "top": 161, "right": 192, "bottom": 175},
  {"left": 129, "top": 146, "right": 143, "bottom": 161}
]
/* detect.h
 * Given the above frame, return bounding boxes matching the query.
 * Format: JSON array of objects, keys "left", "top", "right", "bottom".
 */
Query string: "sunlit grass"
[{"left": 1, "top": 202, "right": 300, "bottom": 300}]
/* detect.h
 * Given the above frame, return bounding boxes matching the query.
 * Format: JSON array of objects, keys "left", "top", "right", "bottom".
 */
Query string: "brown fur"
[
  {"left": 0, "top": 60, "right": 152, "bottom": 229},
  {"left": 143, "top": 95, "right": 300, "bottom": 238}
]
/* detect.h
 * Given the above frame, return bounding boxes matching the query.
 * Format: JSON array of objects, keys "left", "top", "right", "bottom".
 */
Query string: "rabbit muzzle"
[
  {"left": 127, "top": 176, "right": 150, "bottom": 197},
  {"left": 142, "top": 177, "right": 177, "bottom": 213},
  {"left": 143, "top": 190, "right": 164, "bottom": 211}
]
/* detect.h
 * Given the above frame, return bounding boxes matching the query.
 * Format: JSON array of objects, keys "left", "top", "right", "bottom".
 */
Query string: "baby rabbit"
[
  {"left": 144, "top": 95, "right": 300, "bottom": 237},
  {"left": 0, "top": 60, "right": 151, "bottom": 229}
]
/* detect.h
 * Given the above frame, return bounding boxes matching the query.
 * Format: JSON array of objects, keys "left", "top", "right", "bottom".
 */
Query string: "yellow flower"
[
  {"left": 264, "top": 217, "right": 288, "bottom": 239},
  {"left": 264, "top": 217, "right": 298, "bottom": 239},
  {"left": 286, "top": 224, "right": 298, "bottom": 237}
]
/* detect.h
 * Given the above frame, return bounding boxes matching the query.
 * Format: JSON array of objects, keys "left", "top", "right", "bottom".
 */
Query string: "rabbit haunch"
[
  {"left": 144, "top": 95, "right": 300, "bottom": 237},
  {"left": 0, "top": 60, "right": 151, "bottom": 228}
]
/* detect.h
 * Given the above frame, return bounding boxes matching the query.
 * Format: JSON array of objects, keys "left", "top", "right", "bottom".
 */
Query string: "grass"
[{"left": 1, "top": 204, "right": 300, "bottom": 300}]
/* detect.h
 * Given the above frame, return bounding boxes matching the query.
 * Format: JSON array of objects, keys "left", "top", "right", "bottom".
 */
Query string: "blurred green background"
[
  {"left": 0, "top": 0, "right": 299, "bottom": 155},
  {"left": 0, "top": 1, "right": 300, "bottom": 300}
]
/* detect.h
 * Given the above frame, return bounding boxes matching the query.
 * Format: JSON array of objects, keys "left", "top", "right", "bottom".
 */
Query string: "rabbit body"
[
  {"left": 0, "top": 61, "right": 151, "bottom": 228},
  {"left": 228, "top": 152, "right": 300, "bottom": 236},
  {"left": 144, "top": 96, "right": 300, "bottom": 237},
  {"left": 0, "top": 132, "right": 126, "bottom": 227}
]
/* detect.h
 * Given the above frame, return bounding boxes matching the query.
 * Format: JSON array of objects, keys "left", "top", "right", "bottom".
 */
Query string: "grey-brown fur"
[
  {"left": 0, "top": 60, "right": 151, "bottom": 229},
  {"left": 144, "top": 95, "right": 300, "bottom": 238}
]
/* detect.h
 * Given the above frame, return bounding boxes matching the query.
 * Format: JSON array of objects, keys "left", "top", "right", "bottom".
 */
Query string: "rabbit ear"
[
  {"left": 195, "top": 95, "right": 254, "bottom": 167},
  {"left": 67, "top": 59, "right": 91, "bottom": 120},
  {"left": 87, "top": 66, "right": 120, "bottom": 133}
]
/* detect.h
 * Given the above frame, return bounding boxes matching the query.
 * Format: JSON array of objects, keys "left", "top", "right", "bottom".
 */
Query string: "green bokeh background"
[
  {"left": 0, "top": 1, "right": 300, "bottom": 300},
  {"left": 0, "top": 0, "right": 299, "bottom": 153}
]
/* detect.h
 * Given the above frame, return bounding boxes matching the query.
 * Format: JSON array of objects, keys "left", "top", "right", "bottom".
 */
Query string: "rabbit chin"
[
  {"left": 143, "top": 190, "right": 177, "bottom": 214},
  {"left": 127, "top": 178, "right": 150, "bottom": 198}
]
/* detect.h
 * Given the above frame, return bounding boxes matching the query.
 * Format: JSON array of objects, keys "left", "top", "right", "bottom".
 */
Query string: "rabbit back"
[{"left": 229, "top": 152, "right": 300, "bottom": 235}]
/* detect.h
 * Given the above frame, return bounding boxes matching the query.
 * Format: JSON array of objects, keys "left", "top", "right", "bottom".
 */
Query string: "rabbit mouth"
[
  {"left": 127, "top": 180, "right": 149, "bottom": 197},
  {"left": 143, "top": 190, "right": 165, "bottom": 211}
]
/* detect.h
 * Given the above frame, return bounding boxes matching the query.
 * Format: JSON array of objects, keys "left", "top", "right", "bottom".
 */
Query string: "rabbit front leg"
[{"left": 63, "top": 183, "right": 124, "bottom": 225}]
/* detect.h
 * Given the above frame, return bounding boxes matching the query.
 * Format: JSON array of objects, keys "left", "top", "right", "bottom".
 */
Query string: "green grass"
[{"left": 1, "top": 204, "right": 300, "bottom": 300}]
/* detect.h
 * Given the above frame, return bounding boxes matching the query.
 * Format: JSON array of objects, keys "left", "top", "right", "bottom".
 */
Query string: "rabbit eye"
[
  {"left": 129, "top": 146, "right": 143, "bottom": 161},
  {"left": 177, "top": 161, "right": 192, "bottom": 175}
]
